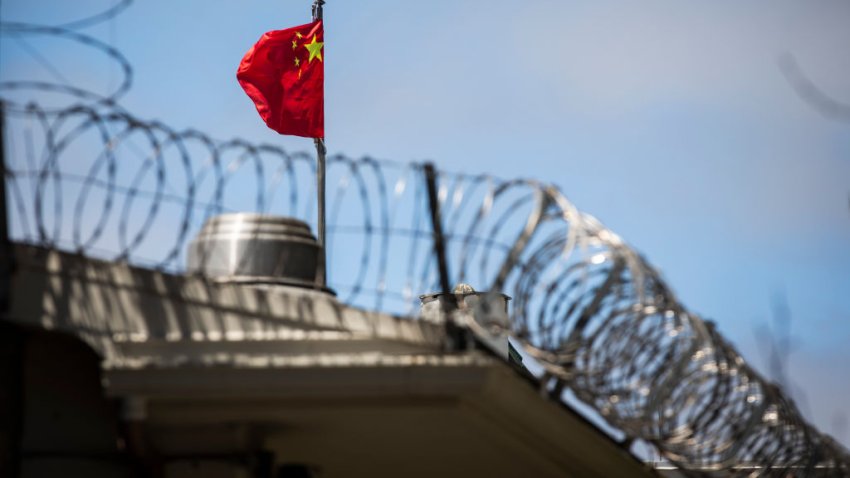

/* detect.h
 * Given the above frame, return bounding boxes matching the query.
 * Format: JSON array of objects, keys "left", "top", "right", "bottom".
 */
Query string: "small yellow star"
[
  {"left": 291, "top": 40, "right": 297, "bottom": 50},
  {"left": 304, "top": 34, "right": 324, "bottom": 63},
  {"left": 295, "top": 32, "right": 303, "bottom": 39},
  {"left": 294, "top": 57, "right": 300, "bottom": 67}
]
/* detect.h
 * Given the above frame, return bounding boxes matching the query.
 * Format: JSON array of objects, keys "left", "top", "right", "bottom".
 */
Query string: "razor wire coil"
[{"left": 2, "top": 2, "right": 849, "bottom": 475}]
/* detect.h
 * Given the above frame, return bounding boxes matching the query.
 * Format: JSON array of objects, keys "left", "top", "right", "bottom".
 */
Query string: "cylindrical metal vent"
[{"left": 187, "top": 213, "right": 321, "bottom": 289}]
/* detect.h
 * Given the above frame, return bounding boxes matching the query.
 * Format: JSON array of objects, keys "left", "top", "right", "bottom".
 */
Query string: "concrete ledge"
[{"left": 8, "top": 244, "right": 444, "bottom": 362}]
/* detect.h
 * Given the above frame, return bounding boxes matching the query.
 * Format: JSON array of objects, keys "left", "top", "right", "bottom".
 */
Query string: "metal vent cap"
[{"left": 187, "top": 213, "right": 321, "bottom": 289}]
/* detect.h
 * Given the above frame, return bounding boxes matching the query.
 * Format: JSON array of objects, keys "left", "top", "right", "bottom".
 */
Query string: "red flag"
[{"left": 237, "top": 21, "right": 324, "bottom": 138}]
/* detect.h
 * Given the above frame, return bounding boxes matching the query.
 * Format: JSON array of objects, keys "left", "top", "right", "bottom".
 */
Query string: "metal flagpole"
[
  {"left": 312, "top": 0, "right": 327, "bottom": 289},
  {"left": 314, "top": 137, "right": 326, "bottom": 289}
]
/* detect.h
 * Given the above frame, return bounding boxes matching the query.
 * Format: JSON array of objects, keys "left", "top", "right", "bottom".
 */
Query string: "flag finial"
[{"left": 312, "top": 0, "right": 325, "bottom": 21}]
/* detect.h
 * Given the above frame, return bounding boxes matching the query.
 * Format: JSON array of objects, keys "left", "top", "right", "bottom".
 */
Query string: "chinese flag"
[{"left": 237, "top": 20, "right": 324, "bottom": 138}]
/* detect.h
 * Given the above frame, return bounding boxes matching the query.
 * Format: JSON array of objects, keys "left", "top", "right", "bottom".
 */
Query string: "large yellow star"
[{"left": 304, "top": 34, "right": 324, "bottom": 63}]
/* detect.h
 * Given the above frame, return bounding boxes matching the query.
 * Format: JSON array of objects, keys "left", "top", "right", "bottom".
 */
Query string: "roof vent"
[{"left": 187, "top": 213, "right": 324, "bottom": 290}]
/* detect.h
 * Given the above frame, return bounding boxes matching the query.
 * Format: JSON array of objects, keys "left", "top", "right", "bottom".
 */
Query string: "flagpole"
[
  {"left": 314, "top": 137, "right": 326, "bottom": 289},
  {"left": 313, "top": 0, "right": 327, "bottom": 289}
]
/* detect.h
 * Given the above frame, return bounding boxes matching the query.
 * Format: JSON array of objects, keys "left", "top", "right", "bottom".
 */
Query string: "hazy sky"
[{"left": 3, "top": 0, "right": 849, "bottom": 446}]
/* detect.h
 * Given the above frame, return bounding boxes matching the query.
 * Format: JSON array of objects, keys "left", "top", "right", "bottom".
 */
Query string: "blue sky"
[{"left": 3, "top": 0, "right": 849, "bottom": 446}]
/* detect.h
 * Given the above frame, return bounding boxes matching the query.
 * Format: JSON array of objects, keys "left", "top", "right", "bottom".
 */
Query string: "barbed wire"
[
  {"left": 492, "top": 191, "right": 850, "bottom": 475},
  {"left": 2, "top": 2, "right": 849, "bottom": 475},
  {"left": 0, "top": 21, "right": 132, "bottom": 113},
  {"left": 4, "top": 99, "right": 545, "bottom": 314}
]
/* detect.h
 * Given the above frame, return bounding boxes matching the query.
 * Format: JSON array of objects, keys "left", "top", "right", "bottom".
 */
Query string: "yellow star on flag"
[{"left": 304, "top": 34, "right": 324, "bottom": 63}]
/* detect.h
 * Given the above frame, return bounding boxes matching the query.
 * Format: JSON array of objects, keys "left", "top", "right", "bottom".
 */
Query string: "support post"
[
  {"left": 423, "top": 163, "right": 452, "bottom": 302},
  {"left": 0, "top": 101, "right": 12, "bottom": 315},
  {"left": 423, "top": 163, "right": 463, "bottom": 349}
]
